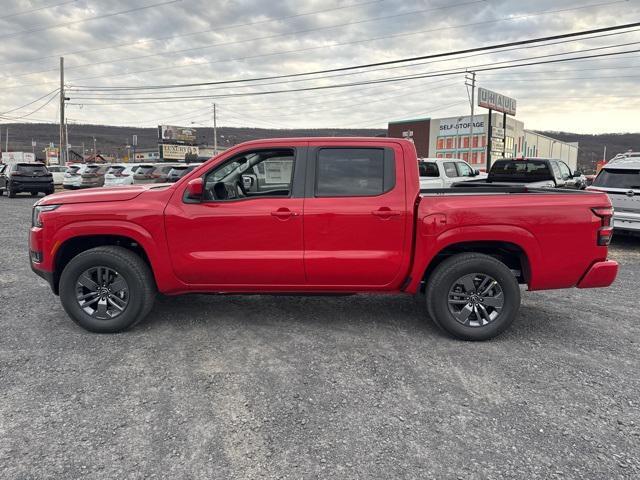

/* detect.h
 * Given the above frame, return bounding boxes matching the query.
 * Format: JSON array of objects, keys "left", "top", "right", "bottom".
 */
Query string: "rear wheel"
[
  {"left": 425, "top": 253, "right": 520, "bottom": 341},
  {"left": 31, "top": 192, "right": 38, "bottom": 197},
  {"left": 59, "top": 246, "right": 156, "bottom": 333},
  {"left": 8, "top": 187, "right": 16, "bottom": 198}
]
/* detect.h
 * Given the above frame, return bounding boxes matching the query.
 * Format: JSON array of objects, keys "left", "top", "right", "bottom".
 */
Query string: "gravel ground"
[{"left": 0, "top": 194, "right": 639, "bottom": 479}]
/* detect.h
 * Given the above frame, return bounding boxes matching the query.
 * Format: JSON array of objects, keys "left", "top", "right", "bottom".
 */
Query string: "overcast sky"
[{"left": 1, "top": 0, "right": 639, "bottom": 133}]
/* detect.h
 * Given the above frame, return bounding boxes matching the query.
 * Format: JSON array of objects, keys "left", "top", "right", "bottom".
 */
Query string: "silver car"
[{"left": 589, "top": 158, "right": 640, "bottom": 234}]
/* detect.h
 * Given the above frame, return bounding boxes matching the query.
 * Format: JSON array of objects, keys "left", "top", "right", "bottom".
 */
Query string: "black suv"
[{"left": 0, "top": 163, "right": 54, "bottom": 197}]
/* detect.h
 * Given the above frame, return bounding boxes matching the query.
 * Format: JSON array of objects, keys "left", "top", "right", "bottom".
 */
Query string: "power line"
[
  {"left": 0, "top": 92, "right": 60, "bottom": 120},
  {"left": 0, "top": 0, "right": 384, "bottom": 68},
  {"left": 0, "top": 0, "right": 78, "bottom": 20},
  {"left": 62, "top": 0, "right": 634, "bottom": 89},
  {"left": 68, "top": 36, "right": 640, "bottom": 98},
  {"left": 0, "top": 88, "right": 59, "bottom": 115},
  {"left": 67, "top": 46, "right": 640, "bottom": 104},
  {"left": 0, "top": 0, "right": 181, "bottom": 40},
  {"left": 4, "top": 0, "right": 484, "bottom": 78},
  {"left": 68, "top": 21, "right": 640, "bottom": 92},
  {"left": 4, "top": 1, "right": 633, "bottom": 90}
]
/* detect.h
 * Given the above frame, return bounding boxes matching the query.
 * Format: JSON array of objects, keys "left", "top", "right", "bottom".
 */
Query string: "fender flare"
[
  {"left": 50, "top": 220, "right": 165, "bottom": 287},
  {"left": 407, "top": 224, "right": 542, "bottom": 293}
]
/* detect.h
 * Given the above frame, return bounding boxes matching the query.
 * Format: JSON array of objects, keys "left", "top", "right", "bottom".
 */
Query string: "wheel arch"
[
  {"left": 406, "top": 225, "right": 542, "bottom": 294},
  {"left": 50, "top": 221, "right": 164, "bottom": 295}
]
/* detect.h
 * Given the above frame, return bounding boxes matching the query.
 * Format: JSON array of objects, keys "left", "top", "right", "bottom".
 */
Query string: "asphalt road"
[{"left": 1, "top": 194, "right": 639, "bottom": 479}]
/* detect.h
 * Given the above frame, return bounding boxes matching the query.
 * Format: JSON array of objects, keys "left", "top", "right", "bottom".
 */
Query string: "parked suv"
[
  {"left": 63, "top": 164, "right": 87, "bottom": 189},
  {"left": 47, "top": 165, "right": 68, "bottom": 186},
  {"left": 104, "top": 164, "right": 141, "bottom": 187},
  {"left": 133, "top": 163, "right": 179, "bottom": 184},
  {"left": 166, "top": 164, "right": 200, "bottom": 183},
  {"left": 79, "top": 164, "right": 108, "bottom": 188},
  {"left": 0, "top": 162, "right": 54, "bottom": 197},
  {"left": 588, "top": 157, "right": 640, "bottom": 234}
]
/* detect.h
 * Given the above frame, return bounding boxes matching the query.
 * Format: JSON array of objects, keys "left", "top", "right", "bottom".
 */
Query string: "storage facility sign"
[
  {"left": 158, "top": 125, "right": 197, "bottom": 145},
  {"left": 437, "top": 116, "right": 485, "bottom": 136},
  {"left": 478, "top": 88, "right": 517, "bottom": 116},
  {"left": 161, "top": 144, "right": 199, "bottom": 160}
]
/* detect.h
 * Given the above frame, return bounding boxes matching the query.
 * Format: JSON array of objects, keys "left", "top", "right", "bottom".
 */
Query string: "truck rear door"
[{"left": 303, "top": 142, "right": 409, "bottom": 287}]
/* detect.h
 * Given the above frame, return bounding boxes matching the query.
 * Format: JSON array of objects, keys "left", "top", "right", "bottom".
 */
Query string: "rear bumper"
[
  {"left": 613, "top": 211, "right": 640, "bottom": 232},
  {"left": 577, "top": 260, "right": 619, "bottom": 289},
  {"left": 9, "top": 181, "right": 53, "bottom": 192}
]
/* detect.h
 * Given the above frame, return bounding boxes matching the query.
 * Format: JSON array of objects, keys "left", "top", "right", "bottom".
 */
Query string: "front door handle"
[
  {"left": 271, "top": 208, "right": 299, "bottom": 219},
  {"left": 372, "top": 207, "right": 401, "bottom": 219}
]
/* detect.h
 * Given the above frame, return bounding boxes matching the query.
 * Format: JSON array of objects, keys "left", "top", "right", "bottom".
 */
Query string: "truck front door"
[
  {"left": 164, "top": 144, "right": 307, "bottom": 286},
  {"left": 303, "top": 143, "right": 409, "bottom": 288}
]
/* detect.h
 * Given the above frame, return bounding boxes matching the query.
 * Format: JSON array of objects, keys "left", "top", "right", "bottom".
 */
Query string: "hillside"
[
  {"left": 0, "top": 123, "right": 386, "bottom": 158},
  {"left": 2, "top": 123, "right": 638, "bottom": 173}
]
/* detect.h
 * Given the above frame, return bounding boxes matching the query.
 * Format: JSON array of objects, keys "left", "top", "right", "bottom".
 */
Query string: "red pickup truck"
[{"left": 29, "top": 138, "right": 618, "bottom": 340}]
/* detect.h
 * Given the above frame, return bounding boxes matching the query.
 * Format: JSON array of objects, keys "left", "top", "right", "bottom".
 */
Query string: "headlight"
[{"left": 32, "top": 205, "right": 59, "bottom": 227}]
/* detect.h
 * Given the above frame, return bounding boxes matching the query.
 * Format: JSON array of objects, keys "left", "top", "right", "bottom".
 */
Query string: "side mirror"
[
  {"left": 186, "top": 177, "right": 203, "bottom": 200},
  {"left": 473, "top": 169, "right": 480, "bottom": 176}
]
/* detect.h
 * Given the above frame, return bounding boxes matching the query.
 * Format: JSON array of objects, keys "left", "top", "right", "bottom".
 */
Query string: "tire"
[
  {"left": 425, "top": 253, "right": 520, "bottom": 341},
  {"left": 31, "top": 192, "right": 38, "bottom": 197},
  {"left": 59, "top": 246, "right": 156, "bottom": 333},
  {"left": 8, "top": 187, "right": 16, "bottom": 198}
]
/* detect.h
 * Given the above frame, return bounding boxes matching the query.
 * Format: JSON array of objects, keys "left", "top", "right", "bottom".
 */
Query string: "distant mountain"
[
  {"left": 0, "top": 123, "right": 386, "bottom": 159},
  {"left": 2, "top": 123, "right": 638, "bottom": 174}
]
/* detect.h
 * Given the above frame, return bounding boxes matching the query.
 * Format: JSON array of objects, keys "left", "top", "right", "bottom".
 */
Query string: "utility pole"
[
  {"left": 213, "top": 102, "right": 218, "bottom": 155},
  {"left": 465, "top": 71, "right": 476, "bottom": 164},
  {"left": 93, "top": 136, "right": 96, "bottom": 158},
  {"left": 59, "top": 57, "right": 65, "bottom": 165},
  {"left": 4, "top": 128, "right": 7, "bottom": 153},
  {"left": 65, "top": 119, "right": 70, "bottom": 162},
  {"left": 82, "top": 142, "right": 85, "bottom": 159}
]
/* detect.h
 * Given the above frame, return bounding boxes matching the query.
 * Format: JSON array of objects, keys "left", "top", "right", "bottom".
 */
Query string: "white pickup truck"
[{"left": 418, "top": 157, "right": 487, "bottom": 189}]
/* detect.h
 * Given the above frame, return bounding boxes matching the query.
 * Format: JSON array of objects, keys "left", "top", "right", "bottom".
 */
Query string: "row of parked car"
[
  {"left": 0, "top": 162, "right": 202, "bottom": 197},
  {"left": 62, "top": 162, "right": 202, "bottom": 189}
]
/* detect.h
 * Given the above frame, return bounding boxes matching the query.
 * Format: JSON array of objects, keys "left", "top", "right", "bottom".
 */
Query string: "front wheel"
[
  {"left": 59, "top": 246, "right": 156, "bottom": 333},
  {"left": 7, "top": 187, "right": 16, "bottom": 198},
  {"left": 425, "top": 253, "right": 521, "bottom": 341}
]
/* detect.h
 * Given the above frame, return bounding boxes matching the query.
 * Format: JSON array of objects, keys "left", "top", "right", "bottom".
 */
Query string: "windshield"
[
  {"left": 490, "top": 160, "right": 552, "bottom": 181},
  {"left": 593, "top": 169, "right": 640, "bottom": 189},
  {"left": 16, "top": 164, "right": 48, "bottom": 174},
  {"left": 84, "top": 165, "right": 102, "bottom": 173}
]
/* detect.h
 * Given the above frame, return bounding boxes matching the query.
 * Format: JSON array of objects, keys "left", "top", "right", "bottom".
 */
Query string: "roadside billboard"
[
  {"left": 2, "top": 151, "right": 36, "bottom": 164},
  {"left": 158, "top": 125, "right": 197, "bottom": 145},
  {"left": 161, "top": 144, "right": 199, "bottom": 161}
]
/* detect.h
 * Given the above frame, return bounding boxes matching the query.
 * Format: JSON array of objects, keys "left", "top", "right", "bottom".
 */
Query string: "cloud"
[{"left": 1, "top": 0, "right": 639, "bottom": 133}]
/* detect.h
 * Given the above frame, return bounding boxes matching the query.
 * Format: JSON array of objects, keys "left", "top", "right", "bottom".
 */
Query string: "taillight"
[{"left": 592, "top": 207, "right": 614, "bottom": 246}]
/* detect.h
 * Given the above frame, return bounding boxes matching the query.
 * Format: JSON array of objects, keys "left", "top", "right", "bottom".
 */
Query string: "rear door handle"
[
  {"left": 271, "top": 208, "right": 299, "bottom": 219},
  {"left": 372, "top": 208, "right": 401, "bottom": 219}
]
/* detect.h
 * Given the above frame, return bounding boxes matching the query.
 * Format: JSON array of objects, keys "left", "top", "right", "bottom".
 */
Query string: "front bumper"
[
  {"left": 29, "top": 226, "right": 57, "bottom": 293},
  {"left": 577, "top": 260, "right": 619, "bottom": 289},
  {"left": 613, "top": 211, "right": 640, "bottom": 232}
]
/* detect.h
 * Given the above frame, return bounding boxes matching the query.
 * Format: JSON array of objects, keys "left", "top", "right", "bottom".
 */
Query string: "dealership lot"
[{"left": 0, "top": 195, "right": 639, "bottom": 479}]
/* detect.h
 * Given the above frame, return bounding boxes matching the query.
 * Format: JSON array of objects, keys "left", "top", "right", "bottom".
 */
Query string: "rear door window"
[
  {"left": 315, "top": 148, "right": 393, "bottom": 197},
  {"left": 593, "top": 169, "right": 640, "bottom": 189},
  {"left": 107, "top": 166, "right": 125, "bottom": 175}
]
